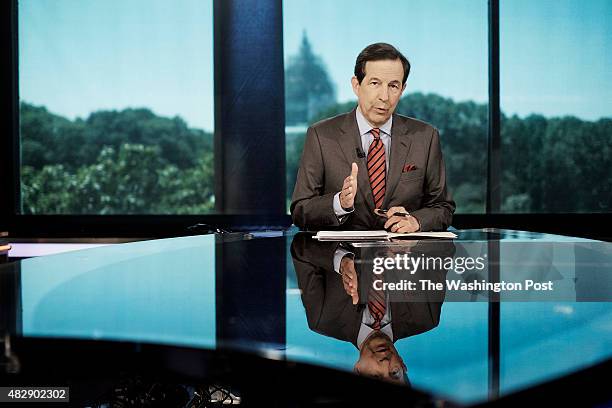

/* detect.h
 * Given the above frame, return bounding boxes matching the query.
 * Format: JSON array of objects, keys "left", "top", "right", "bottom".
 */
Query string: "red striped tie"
[
  {"left": 368, "top": 272, "right": 386, "bottom": 330},
  {"left": 367, "top": 128, "right": 386, "bottom": 209}
]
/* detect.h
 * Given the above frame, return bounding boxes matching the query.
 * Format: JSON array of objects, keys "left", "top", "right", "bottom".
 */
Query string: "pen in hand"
[{"left": 374, "top": 208, "right": 411, "bottom": 217}]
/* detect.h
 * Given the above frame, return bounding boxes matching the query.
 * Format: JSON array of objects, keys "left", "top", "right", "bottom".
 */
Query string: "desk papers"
[{"left": 313, "top": 230, "right": 457, "bottom": 241}]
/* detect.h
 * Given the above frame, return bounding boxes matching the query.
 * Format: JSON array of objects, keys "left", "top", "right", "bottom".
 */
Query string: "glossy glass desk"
[{"left": 0, "top": 229, "right": 610, "bottom": 406}]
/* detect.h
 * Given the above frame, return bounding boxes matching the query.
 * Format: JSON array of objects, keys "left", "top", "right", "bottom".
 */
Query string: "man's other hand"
[
  {"left": 383, "top": 206, "right": 420, "bottom": 233},
  {"left": 339, "top": 163, "right": 358, "bottom": 210}
]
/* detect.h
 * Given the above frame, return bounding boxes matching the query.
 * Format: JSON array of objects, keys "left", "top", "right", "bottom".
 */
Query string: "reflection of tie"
[
  {"left": 367, "top": 128, "right": 386, "bottom": 209},
  {"left": 368, "top": 272, "right": 386, "bottom": 330}
]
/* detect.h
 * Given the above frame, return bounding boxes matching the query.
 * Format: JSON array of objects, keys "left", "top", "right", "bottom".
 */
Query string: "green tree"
[
  {"left": 22, "top": 144, "right": 214, "bottom": 214},
  {"left": 20, "top": 103, "right": 215, "bottom": 214},
  {"left": 20, "top": 102, "right": 212, "bottom": 171}
]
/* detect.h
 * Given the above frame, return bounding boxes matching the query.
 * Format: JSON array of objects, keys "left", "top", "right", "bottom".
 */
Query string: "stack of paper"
[
  {"left": 392, "top": 231, "right": 457, "bottom": 239},
  {"left": 314, "top": 230, "right": 390, "bottom": 241},
  {"left": 313, "top": 230, "right": 457, "bottom": 241}
]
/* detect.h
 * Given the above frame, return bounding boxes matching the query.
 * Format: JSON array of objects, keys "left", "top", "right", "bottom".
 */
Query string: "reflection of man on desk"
[
  {"left": 291, "top": 43, "right": 455, "bottom": 231},
  {"left": 291, "top": 234, "right": 454, "bottom": 384}
]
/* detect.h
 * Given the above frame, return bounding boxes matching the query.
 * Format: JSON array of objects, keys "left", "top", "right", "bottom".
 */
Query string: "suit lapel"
[
  {"left": 383, "top": 115, "right": 413, "bottom": 208},
  {"left": 338, "top": 110, "right": 374, "bottom": 210}
]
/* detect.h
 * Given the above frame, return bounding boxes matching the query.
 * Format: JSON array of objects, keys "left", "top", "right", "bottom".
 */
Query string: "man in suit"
[{"left": 291, "top": 43, "right": 455, "bottom": 231}]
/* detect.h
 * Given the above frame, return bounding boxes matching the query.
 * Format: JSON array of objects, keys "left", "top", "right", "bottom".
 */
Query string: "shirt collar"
[{"left": 356, "top": 106, "right": 393, "bottom": 137}]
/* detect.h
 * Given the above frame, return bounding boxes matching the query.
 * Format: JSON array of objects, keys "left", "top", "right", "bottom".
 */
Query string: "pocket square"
[{"left": 402, "top": 164, "right": 417, "bottom": 172}]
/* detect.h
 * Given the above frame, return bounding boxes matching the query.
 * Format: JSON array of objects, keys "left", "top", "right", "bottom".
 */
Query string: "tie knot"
[{"left": 371, "top": 128, "right": 381, "bottom": 139}]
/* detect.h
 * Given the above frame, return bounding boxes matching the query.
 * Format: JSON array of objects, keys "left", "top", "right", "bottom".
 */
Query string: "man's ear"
[
  {"left": 401, "top": 82, "right": 407, "bottom": 94},
  {"left": 351, "top": 76, "right": 360, "bottom": 97}
]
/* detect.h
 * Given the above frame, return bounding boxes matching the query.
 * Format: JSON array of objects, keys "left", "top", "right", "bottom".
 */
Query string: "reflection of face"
[
  {"left": 354, "top": 331, "right": 407, "bottom": 384},
  {"left": 351, "top": 59, "right": 406, "bottom": 127}
]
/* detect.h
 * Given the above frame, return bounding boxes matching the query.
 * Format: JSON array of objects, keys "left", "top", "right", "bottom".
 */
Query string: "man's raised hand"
[{"left": 339, "top": 163, "right": 358, "bottom": 210}]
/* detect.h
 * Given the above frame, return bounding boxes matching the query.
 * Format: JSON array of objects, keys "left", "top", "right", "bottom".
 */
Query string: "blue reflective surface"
[
  {"left": 286, "top": 229, "right": 612, "bottom": 403},
  {"left": 501, "top": 302, "right": 612, "bottom": 394},
  {"left": 2, "top": 229, "right": 611, "bottom": 405},
  {"left": 21, "top": 235, "right": 216, "bottom": 348}
]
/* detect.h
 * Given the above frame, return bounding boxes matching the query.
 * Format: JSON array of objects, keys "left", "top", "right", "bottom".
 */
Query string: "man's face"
[
  {"left": 352, "top": 59, "right": 406, "bottom": 127},
  {"left": 354, "top": 331, "right": 407, "bottom": 384}
]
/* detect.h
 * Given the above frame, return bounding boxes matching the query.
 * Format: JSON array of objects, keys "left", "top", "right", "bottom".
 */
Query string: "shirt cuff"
[
  {"left": 333, "top": 192, "right": 354, "bottom": 217},
  {"left": 333, "top": 247, "right": 354, "bottom": 274}
]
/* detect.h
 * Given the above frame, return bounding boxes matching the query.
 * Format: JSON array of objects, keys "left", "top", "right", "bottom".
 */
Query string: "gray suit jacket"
[{"left": 291, "top": 109, "right": 455, "bottom": 231}]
